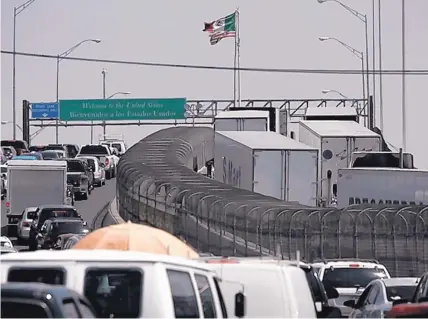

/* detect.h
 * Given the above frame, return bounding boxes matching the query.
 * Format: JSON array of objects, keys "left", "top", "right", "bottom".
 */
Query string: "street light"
[
  {"left": 107, "top": 92, "right": 131, "bottom": 99},
  {"left": 12, "top": 0, "right": 36, "bottom": 140},
  {"left": 317, "top": 0, "right": 372, "bottom": 122},
  {"left": 321, "top": 89, "right": 349, "bottom": 99},
  {"left": 319, "top": 36, "right": 366, "bottom": 104},
  {"left": 56, "top": 38, "right": 101, "bottom": 143}
]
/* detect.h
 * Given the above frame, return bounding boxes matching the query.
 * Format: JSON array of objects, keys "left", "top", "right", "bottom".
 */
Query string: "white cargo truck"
[
  {"left": 337, "top": 168, "right": 428, "bottom": 208},
  {"left": 5, "top": 160, "right": 68, "bottom": 234},
  {"left": 214, "top": 109, "right": 287, "bottom": 135},
  {"left": 298, "top": 120, "right": 381, "bottom": 206},
  {"left": 215, "top": 131, "right": 319, "bottom": 206}
]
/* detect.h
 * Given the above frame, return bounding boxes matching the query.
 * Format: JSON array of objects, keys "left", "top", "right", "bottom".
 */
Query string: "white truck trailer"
[
  {"left": 337, "top": 168, "right": 428, "bottom": 208},
  {"left": 214, "top": 131, "right": 319, "bottom": 206},
  {"left": 5, "top": 160, "right": 68, "bottom": 233},
  {"left": 214, "top": 109, "right": 287, "bottom": 135},
  {"left": 298, "top": 120, "right": 381, "bottom": 206}
]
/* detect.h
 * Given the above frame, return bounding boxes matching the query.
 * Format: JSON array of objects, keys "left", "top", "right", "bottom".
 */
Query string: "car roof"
[
  {"left": 312, "top": 259, "right": 385, "bottom": 268},
  {"left": 1, "top": 282, "right": 81, "bottom": 299},
  {"left": 37, "top": 204, "right": 76, "bottom": 210},
  {"left": 380, "top": 278, "right": 420, "bottom": 287},
  {"left": 24, "top": 207, "right": 38, "bottom": 212},
  {"left": 47, "top": 217, "right": 82, "bottom": 223},
  {"left": 1, "top": 249, "right": 212, "bottom": 271}
]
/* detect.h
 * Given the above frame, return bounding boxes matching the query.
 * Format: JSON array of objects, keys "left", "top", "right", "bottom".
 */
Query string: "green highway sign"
[{"left": 59, "top": 98, "right": 186, "bottom": 121}]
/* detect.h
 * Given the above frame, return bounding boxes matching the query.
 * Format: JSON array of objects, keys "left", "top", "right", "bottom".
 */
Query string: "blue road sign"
[{"left": 31, "top": 102, "right": 59, "bottom": 119}]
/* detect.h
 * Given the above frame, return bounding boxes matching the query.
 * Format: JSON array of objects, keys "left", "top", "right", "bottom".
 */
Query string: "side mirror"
[
  {"left": 315, "top": 301, "right": 322, "bottom": 312},
  {"left": 82, "top": 221, "right": 87, "bottom": 226},
  {"left": 324, "top": 284, "right": 339, "bottom": 299},
  {"left": 234, "top": 292, "right": 245, "bottom": 318},
  {"left": 343, "top": 300, "right": 356, "bottom": 309}
]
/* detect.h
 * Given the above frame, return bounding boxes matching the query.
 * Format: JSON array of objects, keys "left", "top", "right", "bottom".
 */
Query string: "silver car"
[
  {"left": 17, "top": 206, "right": 38, "bottom": 243},
  {"left": 76, "top": 155, "right": 106, "bottom": 186}
]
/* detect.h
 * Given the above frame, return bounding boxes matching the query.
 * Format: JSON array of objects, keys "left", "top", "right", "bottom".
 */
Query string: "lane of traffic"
[{"left": 1, "top": 179, "right": 116, "bottom": 250}]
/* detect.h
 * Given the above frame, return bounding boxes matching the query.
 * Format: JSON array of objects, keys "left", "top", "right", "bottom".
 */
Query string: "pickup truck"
[
  {"left": 77, "top": 144, "right": 115, "bottom": 179},
  {"left": 1, "top": 282, "right": 97, "bottom": 318}
]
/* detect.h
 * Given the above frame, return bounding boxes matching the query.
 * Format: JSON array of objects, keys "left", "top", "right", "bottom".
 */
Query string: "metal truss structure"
[{"left": 29, "top": 98, "right": 368, "bottom": 128}]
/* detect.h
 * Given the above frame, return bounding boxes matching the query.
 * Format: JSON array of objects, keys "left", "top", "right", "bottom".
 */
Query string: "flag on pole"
[{"left": 203, "top": 12, "right": 236, "bottom": 45}]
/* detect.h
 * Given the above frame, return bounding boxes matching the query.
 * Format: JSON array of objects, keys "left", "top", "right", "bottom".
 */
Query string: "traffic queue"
[{"left": 1, "top": 220, "right": 428, "bottom": 318}]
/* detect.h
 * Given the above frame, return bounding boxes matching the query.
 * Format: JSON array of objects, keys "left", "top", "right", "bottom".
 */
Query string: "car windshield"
[
  {"left": 67, "top": 161, "right": 84, "bottom": 172},
  {"left": 322, "top": 268, "right": 388, "bottom": 288},
  {"left": 85, "top": 158, "right": 96, "bottom": 170},
  {"left": 49, "top": 221, "right": 83, "bottom": 235},
  {"left": 45, "top": 145, "right": 64, "bottom": 151},
  {"left": 80, "top": 145, "right": 108, "bottom": 155},
  {"left": 26, "top": 210, "right": 37, "bottom": 219},
  {"left": 1, "top": 140, "right": 27, "bottom": 150},
  {"left": 29, "top": 146, "right": 46, "bottom": 152},
  {"left": 112, "top": 143, "right": 122, "bottom": 152},
  {"left": 38, "top": 209, "right": 79, "bottom": 225},
  {"left": 386, "top": 285, "right": 417, "bottom": 301},
  {"left": 41, "top": 151, "right": 58, "bottom": 159},
  {"left": 65, "top": 145, "right": 77, "bottom": 156}
]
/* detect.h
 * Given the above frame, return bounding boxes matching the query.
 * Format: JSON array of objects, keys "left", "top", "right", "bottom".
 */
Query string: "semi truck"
[
  {"left": 214, "top": 107, "right": 287, "bottom": 135},
  {"left": 337, "top": 167, "right": 428, "bottom": 208},
  {"left": 298, "top": 120, "right": 381, "bottom": 206},
  {"left": 214, "top": 130, "right": 319, "bottom": 206},
  {"left": 5, "top": 160, "right": 68, "bottom": 236}
]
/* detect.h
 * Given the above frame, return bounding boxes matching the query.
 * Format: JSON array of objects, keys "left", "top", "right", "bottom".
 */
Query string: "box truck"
[
  {"left": 337, "top": 168, "right": 428, "bottom": 208},
  {"left": 298, "top": 120, "right": 381, "bottom": 206},
  {"left": 214, "top": 131, "right": 319, "bottom": 206},
  {"left": 5, "top": 160, "right": 68, "bottom": 235}
]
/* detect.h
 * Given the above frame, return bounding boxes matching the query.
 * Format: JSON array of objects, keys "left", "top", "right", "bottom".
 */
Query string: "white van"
[
  {"left": 203, "top": 258, "right": 317, "bottom": 318},
  {"left": 1, "top": 249, "right": 245, "bottom": 318}
]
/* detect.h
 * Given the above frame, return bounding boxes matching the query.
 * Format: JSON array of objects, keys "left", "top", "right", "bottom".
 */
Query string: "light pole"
[
  {"left": 321, "top": 89, "right": 349, "bottom": 99},
  {"left": 99, "top": 69, "right": 107, "bottom": 140},
  {"left": 319, "top": 36, "right": 365, "bottom": 104},
  {"left": 56, "top": 39, "right": 101, "bottom": 143},
  {"left": 317, "top": 0, "right": 372, "bottom": 124},
  {"left": 401, "top": 0, "right": 406, "bottom": 151},
  {"left": 12, "top": 0, "right": 36, "bottom": 139}
]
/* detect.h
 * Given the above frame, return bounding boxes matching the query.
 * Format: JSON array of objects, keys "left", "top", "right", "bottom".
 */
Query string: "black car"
[
  {"left": 300, "top": 263, "right": 342, "bottom": 318},
  {"left": 38, "top": 218, "right": 89, "bottom": 250},
  {"left": 1, "top": 140, "right": 29, "bottom": 155},
  {"left": 40, "top": 150, "right": 60, "bottom": 160},
  {"left": 1, "top": 282, "right": 97, "bottom": 318},
  {"left": 63, "top": 144, "right": 80, "bottom": 158},
  {"left": 63, "top": 159, "right": 91, "bottom": 200},
  {"left": 28, "top": 205, "right": 82, "bottom": 251}
]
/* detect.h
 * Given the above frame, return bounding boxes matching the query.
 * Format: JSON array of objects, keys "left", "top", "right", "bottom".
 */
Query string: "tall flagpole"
[
  {"left": 233, "top": 11, "right": 238, "bottom": 107},
  {"left": 236, "top": 8, "right": 241, "bottom": 108}
]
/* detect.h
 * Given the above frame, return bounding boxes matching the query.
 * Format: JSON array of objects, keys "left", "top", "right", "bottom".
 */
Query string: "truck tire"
[
  {"left": 82, "top": 191, "right": 88, "bottom": 200},
  {"left": 28, "top": 239, "right": 37, "bottom": 251},
  {"left": 106, "top": 170, "right": 111, "bottom": 180}
]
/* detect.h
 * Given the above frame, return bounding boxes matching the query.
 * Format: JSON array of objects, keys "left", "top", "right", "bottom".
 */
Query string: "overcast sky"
[{"left": 1, "top": 0, "right": 427, "bottom": 168}]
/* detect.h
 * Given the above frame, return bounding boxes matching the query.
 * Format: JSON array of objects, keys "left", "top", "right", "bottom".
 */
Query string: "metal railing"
[{"left": 116, "top": 127, "right": 428, "bottom": 277}]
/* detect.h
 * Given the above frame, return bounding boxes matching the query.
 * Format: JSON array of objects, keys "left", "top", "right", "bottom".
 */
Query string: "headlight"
[{"left": 3, "top": 242, "right": 11, "bottom": 248}]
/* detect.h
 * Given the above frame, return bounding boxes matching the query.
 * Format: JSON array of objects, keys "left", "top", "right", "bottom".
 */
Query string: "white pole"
[
  {"left": 233, "top": 11, "right": 238, "bottom": 107},
  {"left": 378, "top": 0, "right": 384, "bottom": 132},
  {"left": 236, "top": 9, "right": 241, "bottom": 108},
  {"left": 401, "top": 0, "right": 406, "bottom": 151}
]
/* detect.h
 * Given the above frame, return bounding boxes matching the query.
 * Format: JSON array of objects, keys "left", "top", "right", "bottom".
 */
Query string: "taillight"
[
  {"left": 105, "top": 158, "right": 109, "bottom": 166},
  {"left": 22, "top": 222, "right": 30, "bottom": 227},
  {"left": 5, "top": 202, "right": 10, "bottom": 208},
  {"left": 349, "top": 264, "right": 360, "bottom": 268}
]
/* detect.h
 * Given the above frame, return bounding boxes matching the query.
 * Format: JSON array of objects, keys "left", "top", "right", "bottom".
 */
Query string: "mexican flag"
[{"left": 203, "top": 12, "right": 236, "bottom": 45}]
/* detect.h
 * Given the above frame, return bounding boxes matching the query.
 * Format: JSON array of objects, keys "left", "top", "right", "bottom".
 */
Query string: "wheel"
[
  {"left": 28, "top": 238, "right": 37, "bottom": 251},
  {"left": 81, "top": 191, "right": 88, "bottom": 200},
  {"left": 88, "top": 186, "right": 92, "bottom": 195},
  {"left": 102, "top": 179, "right": 106, "bottom": 186},
  {"left": 106, "top": 170, "right": 111, "bottom": 180}
]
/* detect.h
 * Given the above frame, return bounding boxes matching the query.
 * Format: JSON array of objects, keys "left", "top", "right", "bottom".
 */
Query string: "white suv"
[{"left": 312, "top": 259, "right": 391, "bottom": 317}]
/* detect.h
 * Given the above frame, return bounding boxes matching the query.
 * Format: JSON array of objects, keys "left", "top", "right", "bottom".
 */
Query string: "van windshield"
[{"left": 322, "top": 268, "right": 388, "bottom": 288}]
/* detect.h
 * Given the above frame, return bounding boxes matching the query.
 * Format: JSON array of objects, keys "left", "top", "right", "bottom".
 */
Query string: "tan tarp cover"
[{"left": 72, "top": 221, "right": 199, "bottom": 258}]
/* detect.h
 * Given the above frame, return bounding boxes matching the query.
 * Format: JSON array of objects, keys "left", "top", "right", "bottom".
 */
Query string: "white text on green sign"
[{"left": 59, "top": 98, "right": 186, "bottom": 121}]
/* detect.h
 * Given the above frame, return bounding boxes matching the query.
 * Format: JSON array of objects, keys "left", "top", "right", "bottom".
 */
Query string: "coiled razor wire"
[{"left": 116, "top": 127, "right": 428, "bottom": 277}]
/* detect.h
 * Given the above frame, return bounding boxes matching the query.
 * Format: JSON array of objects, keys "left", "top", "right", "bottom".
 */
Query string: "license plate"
[{"left": 8, "top": 217, "right": 19, "bottom": 224}]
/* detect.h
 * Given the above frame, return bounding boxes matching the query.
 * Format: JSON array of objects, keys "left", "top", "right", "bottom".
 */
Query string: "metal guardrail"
[{"left": 116, "top": 127, "right": 428, "bottom": 277}]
